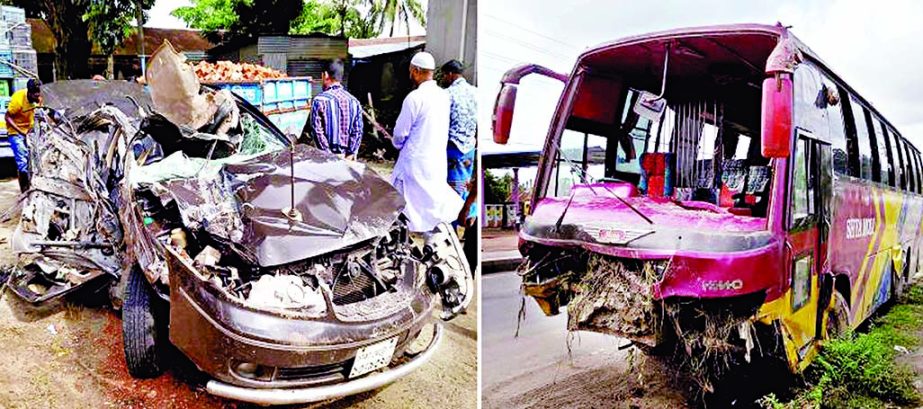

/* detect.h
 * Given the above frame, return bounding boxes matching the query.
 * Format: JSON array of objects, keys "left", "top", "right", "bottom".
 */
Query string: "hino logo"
[
  {"left": 702, "top": 279, "right": 744, "bottom": 291},
  {"left": 584, "top": 224, "right": 653, "bottom": 245}
]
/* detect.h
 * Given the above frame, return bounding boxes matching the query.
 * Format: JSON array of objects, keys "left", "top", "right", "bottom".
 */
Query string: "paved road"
[{"left": 481, "top": 270, "right": 687, "bottom": 408}]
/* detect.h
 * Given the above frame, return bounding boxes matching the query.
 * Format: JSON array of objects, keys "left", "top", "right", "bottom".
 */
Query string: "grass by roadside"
[{"left": 761, "top": 285, "right": 923, "bottom": 409}]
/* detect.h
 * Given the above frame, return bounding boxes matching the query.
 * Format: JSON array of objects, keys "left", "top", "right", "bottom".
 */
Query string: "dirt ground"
[
  {"left": 0, "top": 175, "right": 477, "bottom": 409},
  {"left": 481, "top": 270, "right": 691, "bottom": 409},
  {"left": 483, "top": 345, "right": 689, "bottom": 409}
]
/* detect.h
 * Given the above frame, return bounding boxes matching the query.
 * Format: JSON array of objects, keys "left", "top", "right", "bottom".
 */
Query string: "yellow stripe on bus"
[
  {"left": 859, "top": 190, "right": 901, "bottom": 323},
  {"left": 852, "top": 188, "right": 881, "bottom": 320}
]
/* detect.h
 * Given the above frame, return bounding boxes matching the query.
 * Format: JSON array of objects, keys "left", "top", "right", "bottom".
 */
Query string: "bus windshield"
[{"left": 543, "top": 42, "right": 773, "bottom": 219}]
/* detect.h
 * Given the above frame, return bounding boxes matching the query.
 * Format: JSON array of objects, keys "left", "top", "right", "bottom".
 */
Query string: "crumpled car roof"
[{"left": 42, "top": 80, "right": 154, "bottom": 120}]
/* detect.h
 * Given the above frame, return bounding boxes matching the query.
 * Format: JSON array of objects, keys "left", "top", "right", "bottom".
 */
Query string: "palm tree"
[
  {"left": 377, "top": 0, "right": 425, "bottom": 37},
  {"left": 330, "top": 0, "right": 381, "bottom": 38}
]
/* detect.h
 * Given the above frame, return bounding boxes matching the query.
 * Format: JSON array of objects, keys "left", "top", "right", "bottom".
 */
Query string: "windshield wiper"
[
  {"left": 553, "top": 189, "right": 577, "bottom": 232},
  {"left": 551, "top": 139, "right": 653, "bottom": 225}
]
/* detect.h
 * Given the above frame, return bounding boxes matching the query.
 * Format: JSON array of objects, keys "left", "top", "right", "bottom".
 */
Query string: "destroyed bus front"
[
  {"left": 493, "top": 25, "right": 820, "bottom": 373},
  {"left": 9, "top": 73, "right": 471, "bottom": 404}
]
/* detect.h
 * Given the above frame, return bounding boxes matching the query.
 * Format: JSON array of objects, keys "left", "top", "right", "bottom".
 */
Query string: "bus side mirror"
[
  {"left": 491, "top": 64, "right": 567, "bottom": 145},
  {"left": 761, "top": 73, "right": 794, "bottom": 158},
  {"left": 492, "top": 83, "right": 518, "bottom": 145}
]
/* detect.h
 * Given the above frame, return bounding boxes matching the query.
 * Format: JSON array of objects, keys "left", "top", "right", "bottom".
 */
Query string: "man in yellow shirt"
[{"left": 5, "top": 79, "right": 41, "bottom": 192}]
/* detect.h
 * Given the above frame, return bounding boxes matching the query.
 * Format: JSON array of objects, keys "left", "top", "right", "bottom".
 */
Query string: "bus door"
[{"left": 782, "top": 131, "right": 831, "bottom": 362}]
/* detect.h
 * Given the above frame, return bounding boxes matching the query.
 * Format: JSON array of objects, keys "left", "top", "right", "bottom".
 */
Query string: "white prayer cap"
[{"left": 410, "top": 52, "right": 436, "bottom": 70}]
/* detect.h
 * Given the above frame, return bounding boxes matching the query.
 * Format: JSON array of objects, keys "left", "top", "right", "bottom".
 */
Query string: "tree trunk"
[
  {"left": 43, "top": 0, "right": 93, "bottom": 80},
  {"left": 107, "top": 54, "right": 114, "bottom": 79}
]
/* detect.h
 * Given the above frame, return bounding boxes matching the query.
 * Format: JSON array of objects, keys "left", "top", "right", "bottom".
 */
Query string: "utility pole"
[{"left": 136, "top": 0, "right": 146, "bottom": 77}]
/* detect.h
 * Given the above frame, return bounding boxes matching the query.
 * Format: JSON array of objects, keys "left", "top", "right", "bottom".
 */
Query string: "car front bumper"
[{"left": 204, "top": 323, "right": 443, "bottom": 405}]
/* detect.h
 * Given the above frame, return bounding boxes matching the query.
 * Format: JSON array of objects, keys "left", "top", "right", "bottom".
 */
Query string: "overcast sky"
[
  {"left": 480, "top": 0, "right": 923, "bottom": 155},
  {"left": 147, "top": 0, "right": 190, "bottom": 28}
]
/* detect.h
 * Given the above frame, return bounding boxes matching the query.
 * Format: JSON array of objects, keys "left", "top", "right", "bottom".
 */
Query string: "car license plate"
[{"left": 349, "top": 336, "right": 398, "bottom": 378}]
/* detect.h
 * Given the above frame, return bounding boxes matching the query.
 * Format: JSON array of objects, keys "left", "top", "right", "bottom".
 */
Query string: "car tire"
[
  {"left": 122, "top": 266, "right": 164, "bottom": 378},
  {"left": 825, "top": 290, "right": 849, "bottom": 340}
]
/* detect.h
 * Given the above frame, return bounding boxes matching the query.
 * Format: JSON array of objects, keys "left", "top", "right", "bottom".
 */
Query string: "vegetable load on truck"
[{"left": 193, "top": 60, "right": 313, "bottom": 138}]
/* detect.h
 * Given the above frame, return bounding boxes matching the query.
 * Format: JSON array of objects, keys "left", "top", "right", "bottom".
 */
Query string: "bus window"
[
  {"left": 866, "top": 111, "right": 888, "bottom": 182},
  {"left": 901, "top": 137, "right": 915, "bottom": 192},
  {"left": 647, "top": 105, "right": 674, "bottom": 154},
  {"left": 838, "top": 86, "right": 859, "bottom": 177},
  {"left": 913, "top": 146, "right": 920, "bottom": 193},
  {"left": 619, "top": 120, "right": 647, "bottom": 175},
  {"left": 600, "top": 88, "right": 647, "bottom": 180},
  {"left": 884, "top": 124, "right": 905, "bottom": 190},
  {"left": 697, "top": 124, "right": 719, "bottom": 160},
  {"left": 734, "top": 134, "right": 751, "bottom": 159},
  {"left": 913, "top": 149, "right": 923, "bottom": 194},
  {"left": 791, "top": 137, "right": 814, "bottom": 226},
  {"left": 794, "top": 63, "right": 824, "bottom": 135},
  {"left": 819, "top": 77, "right": 848, "bottom": 176},
  {"left": 550, "top": 130, "right": 607, "bottom": 197},
  {"left": 910, "top": 148, "right": 923, "bottom": 193},
  {"left": 851, "top": 101, "right": 876, "bottom": 181},
  {"left": 869, "top": 112, "right": 893, "bottom": 185}
]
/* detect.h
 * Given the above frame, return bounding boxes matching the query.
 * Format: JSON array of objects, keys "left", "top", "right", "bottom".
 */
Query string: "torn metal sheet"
[
  {"left": 9, "top": 105, "right": 135, "bottom": 302},
  {"left": 146, "top": 40, "right": 238, "bottom": 134},
  {"left": 218, "top": 146, "right": 404, "bottom": 266}
]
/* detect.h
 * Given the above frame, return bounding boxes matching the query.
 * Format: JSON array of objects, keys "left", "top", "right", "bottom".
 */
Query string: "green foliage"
[
  {"left": 808, "top": 332, "right": 918, "bottom": 407},
  {"left": 84, "top": 0, "right": 155, "bottom": 56},
  {"left": 762, "top": 285, "right": 923, "bottom": 408},
  {"left": 290, "top": 1, "right": 340, "bottom": 36},
  {"left": 484, "top": 169, "right": 513, "bottom": 204},
  {"left": 175, "top": 0, "right": 383, "bottom": 40},
  {"left": 289, "top": 0, "right": 381, "bottom": 39},
  {"left": 906, "top": 284, "right": 923, "bottom": 305},
  {"left": 332, "top": 0, "right": 382, "bottom": 38},
  {"left": 172, "top": 0, "right": 304, "bottom": 43},
  {"left": 10, "top": 0, "right": 154, "bottom": 79},
  {"left": 171, "top": 0, "right": 240, "bottom": 41},
  {"left": 377, "top": 0, "right": 425, "bottom": 36}
]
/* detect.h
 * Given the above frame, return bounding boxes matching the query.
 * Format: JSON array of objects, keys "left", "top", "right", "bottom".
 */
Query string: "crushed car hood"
[{"left": 150, "top": 146, "right": 406, "bottom": 267}]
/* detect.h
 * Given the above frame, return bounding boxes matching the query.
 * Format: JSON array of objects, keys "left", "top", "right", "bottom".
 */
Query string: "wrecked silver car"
[{"left": 8, "top": 43, "right": 472, "bottom": 405}]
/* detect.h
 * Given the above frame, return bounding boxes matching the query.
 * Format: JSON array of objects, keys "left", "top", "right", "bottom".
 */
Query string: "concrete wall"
[{"left": 426, "top": 0, "right": 477, "bottom": 85}]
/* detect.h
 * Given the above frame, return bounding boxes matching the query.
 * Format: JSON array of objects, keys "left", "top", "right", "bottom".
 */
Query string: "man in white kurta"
[{"left": 392, "top": 52, "right": 464, "bottom": 232}]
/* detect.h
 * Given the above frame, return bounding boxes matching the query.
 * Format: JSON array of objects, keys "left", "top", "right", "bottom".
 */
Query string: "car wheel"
[
  {"left": 122, "top": 266, "right": 164, "bottom": 378},
  {"left": 825, "top": 290, "right": 849, "bottom": 340}
]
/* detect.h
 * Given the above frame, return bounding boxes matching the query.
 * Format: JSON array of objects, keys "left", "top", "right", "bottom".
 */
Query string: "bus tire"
[
  {"left": 825, "top": 291, "right": 849, "bottom": 340},
  {"left": 122, "top": 266, "right": 164, "bottom": 378}
]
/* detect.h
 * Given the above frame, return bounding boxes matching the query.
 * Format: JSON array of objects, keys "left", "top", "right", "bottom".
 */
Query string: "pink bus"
[{"left": 492, "top": 24, "right": 921, "bottom": 376}]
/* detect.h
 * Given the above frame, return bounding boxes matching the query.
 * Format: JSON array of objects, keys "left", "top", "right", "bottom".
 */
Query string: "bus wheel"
[{"left": 825, "top": 291, "right": 849, "bottom": 340}]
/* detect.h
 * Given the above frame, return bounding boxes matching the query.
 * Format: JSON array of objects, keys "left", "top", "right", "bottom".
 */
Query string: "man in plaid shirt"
[{"left": 303, "top": 59, "right": 363, "bottom": 159}]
